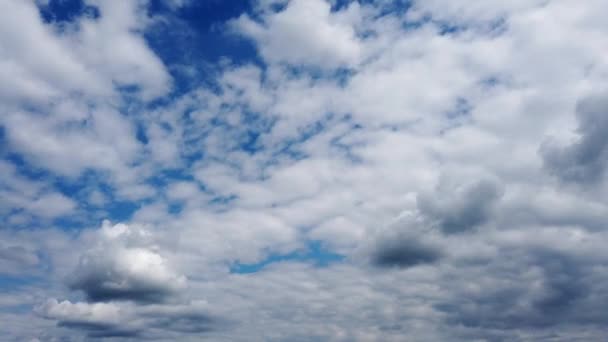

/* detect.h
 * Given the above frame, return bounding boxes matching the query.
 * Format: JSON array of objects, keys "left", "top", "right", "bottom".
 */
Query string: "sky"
[{"left": 1, "top": 0, "right": 608, "bottom": 341}]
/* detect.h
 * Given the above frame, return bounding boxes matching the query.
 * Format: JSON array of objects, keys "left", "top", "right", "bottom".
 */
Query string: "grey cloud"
[
  {"left": 0, "top": 244, "right": 39, "bottom": 275},
  {"left": 0, "top": 245, "right": 38, "bottom": 266},
  {"left": 146, "top": 311, "right": 218, "bottom": 334},
  {"left": 541, "top": 95, "right": 608, "bottom": 184},
  {"left": 417, "top": 179, "right": 503, "bottom": 234},
  {"left": 532, "top": 252, "right": 587, "bottom": 317},
  {"left": 371, "top": 236, "right": 442, "bottom": 268},
  {"left": 56, "top": 314, "right": 218, "bottom": 339},
  {"left": 37, "top": 299, "right": 221, "bottom": 340},
  {"left": 58, "top": 321, "right": 140, "bottom": 339},
  {"left": 69, "top": 274, "right": 174, "bottom": 304},
  {"left": 436, "top": 248, "right": 607, "bottom": 337}
]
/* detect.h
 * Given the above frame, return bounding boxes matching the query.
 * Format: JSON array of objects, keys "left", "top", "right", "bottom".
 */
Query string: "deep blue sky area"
[
  {"left": 39, "top": 0, "right": 259, "bottom": 93},
  {"left": 146, "top": 0, "right": 259, "bottom": 91}
]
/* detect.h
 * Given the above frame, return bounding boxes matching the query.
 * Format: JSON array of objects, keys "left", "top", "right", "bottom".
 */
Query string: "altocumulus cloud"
[{"left": 1, "top": 0, "right": 608, "bottom": 341}]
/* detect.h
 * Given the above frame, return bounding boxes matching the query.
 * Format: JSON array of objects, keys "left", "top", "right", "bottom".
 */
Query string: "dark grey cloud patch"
[
  {"left": 417, "top": 179, "right": 502, "bottom": 234},
  {"left": 56, "top": 311, "right": 219, "bottom": 339},
  {"left": 152, "top": 312, "right": 218, "bottom": 334},
  {"left": 372, "top": 236, "right": 442, "bottom": 268},
  {"left": 58, "top": 321, "right": 141, "bottom": 339},
  {"left": 541, "top": 95, "right": 608, "bottom": 184},
  {"left": 69, "top": 274, "right": 174, "bottom": 304},
  {"left": 436, "top": 248, "right": 607, "bottom": 337},
  {"left": 532, "top": 252, "right": 587, "bottom": 317}
]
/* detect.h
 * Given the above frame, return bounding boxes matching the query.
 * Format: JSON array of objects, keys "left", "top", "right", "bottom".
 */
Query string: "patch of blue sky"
[
  {"left": 480, "top": 76, "right": 501, "bottom": 89},
  {"left": 281, "top": 64, "right": 357, "bottom": 87},
  {"left": 145, "top": 0, "right": 260, "bottom": 98},
  {"left": 358, "top": 0, "right": 412, "bottom": 19},
  {"left": 0, "top": 155, "right": 144, "bottom": 229},
  {"left": 238, "top": 111, "right": 276, "bottom": 154},
  {"left": 51, "top": 170, "right": 137, "bottom": 218},
  {"left": 329, "top": 124, "right": 366, "bottom": 164},
  {"left": 38, "top": 0, "right": 99, "bottom": 24},
  {"left": 230, "top": 241, "right": 345, "bottom": 274},
  {"left": 101, "top": 200, "right": 141, "bottom": 222},
  {"left": 181, "top": 107, "right": 275, "bottom": 158},
  {"left": 0, "top": 303, "right": 33, "bottom": 315},
  {"left": 2, "top": 152, "right": 50, "bottom": 182},
  {"left": 446, "top": 98, "right": 472, "bottom": 120},
  {"left": 167, "top": 202, "right": 184, "bottom": 215},
  {"left": 439, "top": 98, "right": 475, "bottom": 136},
  {"left": 208, "top": 194, "right": 238, "bottom": 206},
  {"left": 53, "top": 173, "right": 141, "bottom": 228},
  {"left": 269, "top": 113, "right": 337, "bottom": 160},
  {"left": 151, "top": 168, "right": 196, "bottom": 186},
  {"left": 432, "top": 15, "right": 507, "bottom": 37},
  {"left": 0, "top": 274, "right": 43, "bottom": 290},
  {"left": 204, "top": 194, "right": 239, "bottom": 214}
]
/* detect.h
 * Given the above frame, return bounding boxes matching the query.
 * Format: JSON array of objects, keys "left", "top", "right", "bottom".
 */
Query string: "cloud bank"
[{"left": 1, "top": 0, "right": 608, "bottom": 340}]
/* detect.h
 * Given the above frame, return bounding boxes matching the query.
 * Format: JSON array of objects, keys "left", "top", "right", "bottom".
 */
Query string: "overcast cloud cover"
[{"left": 1, "top": 0, "right": 608, "bottom": 340}]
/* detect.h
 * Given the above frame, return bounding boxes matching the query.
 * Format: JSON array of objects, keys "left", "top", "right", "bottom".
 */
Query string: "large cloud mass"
[{"left": 1, "top": 0, "right": 608, "bottom": 341}]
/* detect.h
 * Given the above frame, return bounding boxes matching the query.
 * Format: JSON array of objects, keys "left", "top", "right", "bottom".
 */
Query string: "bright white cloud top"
[{"left": 1, "top": 0, "right": 608, "bottom": 340}]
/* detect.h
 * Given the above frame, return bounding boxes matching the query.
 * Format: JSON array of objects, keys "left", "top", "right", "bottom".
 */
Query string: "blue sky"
[{"left": 1, "top": 0, "right": 608, "bottom": 340}]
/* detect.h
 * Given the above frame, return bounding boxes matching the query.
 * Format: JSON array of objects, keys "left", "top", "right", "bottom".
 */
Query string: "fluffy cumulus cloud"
[
  {"left": 2, "top": 0, "right": 608, "bottom": 340},
  {"left": 233, "top": 0, "right": 362, "bottom": 68},
  {"left": 68, "top": 221, "right": 186, "bottom": 304}
]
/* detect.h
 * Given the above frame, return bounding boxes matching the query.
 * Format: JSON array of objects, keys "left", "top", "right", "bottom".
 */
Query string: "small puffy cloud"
[
  {"left": 233, "top": 0, "right": 362, "bottom": 68},
  {"left": 69, "top": 221, "right": 186, "bottom": 303},
  {"left": 26, "top": 192, "right": 77, "bottom": 219},
  {"left": 166, "top": 181, "right": 202, "bottom": 202}
]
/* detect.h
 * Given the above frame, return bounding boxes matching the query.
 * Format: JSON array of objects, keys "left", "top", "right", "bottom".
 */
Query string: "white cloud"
[
  {"left": 233, "top": 0, "right": 362, "bottom": 68},
  {"left": 0, "top": 160, "right": 76, "bottom": 221},
  {"left": 0, "top": 0, "right": 106, "bottom": 104},
  {"left": 2, "top": 107, "right": 142, "bottom": 178},
  {"left": 69, "top": 221, "right": 186, "bottom": 303},
  {"left": 0, "top": 0, "right": 171, "bottom": 104}
]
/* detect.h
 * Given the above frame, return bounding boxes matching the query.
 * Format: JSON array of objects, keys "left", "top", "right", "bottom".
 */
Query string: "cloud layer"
[{"left": 1, "top": 0, "right": 608, "bottom": 341}]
